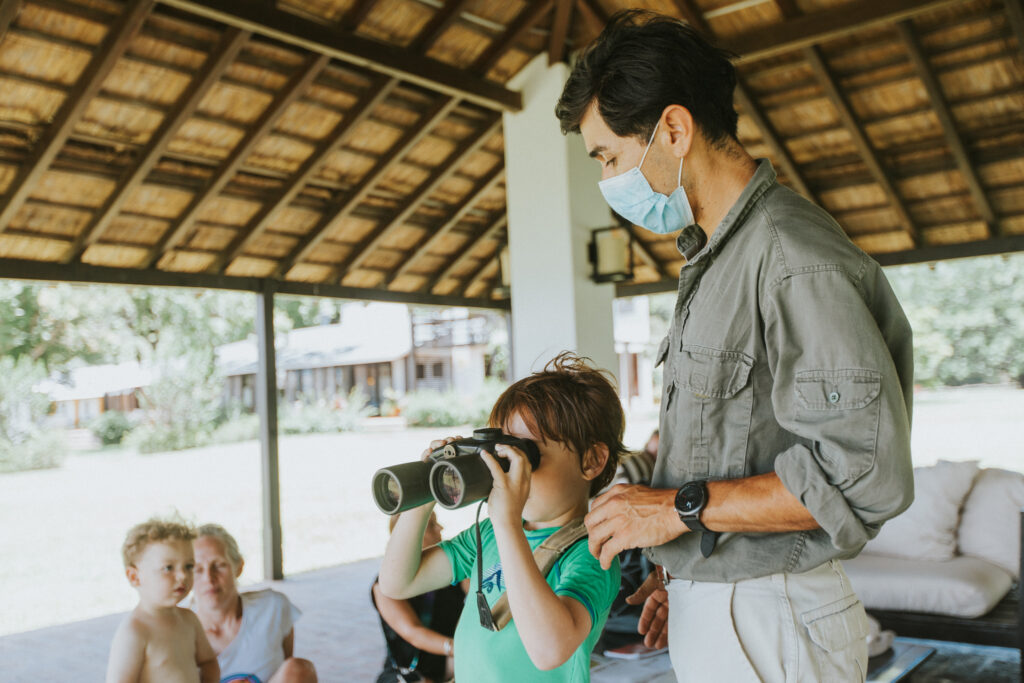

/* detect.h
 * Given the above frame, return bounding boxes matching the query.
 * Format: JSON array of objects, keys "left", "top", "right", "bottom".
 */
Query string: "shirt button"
[{"left": 828, "top": 391, "right": 841, "bottom": 404}]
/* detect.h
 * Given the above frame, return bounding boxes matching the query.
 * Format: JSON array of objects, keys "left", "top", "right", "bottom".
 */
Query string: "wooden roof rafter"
[
  {"left": 385, "top": 161, "right": 505, "bottom": 287},
  {"left": 459, "top": 250, "right": 501, "bottom": 297},
  {"left": 213, "top": 76, "right": 401, "bottom": 272},
  {"left": 328, "top": 114, "right": 504, "bottom": 280},
  {"left": 0, "top": 0, "right": 22, "bottom": 43},
  {"left": 1004, "top": 0, "right": 1024, "bottom": 64},
  {"left": 472, "top": 0, "right": 556, "bottom": 75},
  {"left": 425, "top": 212, "right": 507, "bottom": 293},
  {"left": 157, "top": 0, "right": 522, "bottom": 112},
  {"left": 896, "top": 19, "right": 999, "bottom": 237},
  {"left": 271, "top": 94, "right": 462, "bottom": 278},
  {"left": 409, "top": 0, "right": 474, "bottom": 54},
  {"left": 803, "top": 46, "right": 919, "bottom": 246},
  {"left": 65, "top": 27, "right": 251, "bottom": 262},
  {"left": 547, "top": 0, "right": 574, "bottom": 65},
  {"left": 0, "top": 0, "right": 154, "bottom": 236},
  {"left": 144, "top": 51, "right": 333, "bottom": 268}
]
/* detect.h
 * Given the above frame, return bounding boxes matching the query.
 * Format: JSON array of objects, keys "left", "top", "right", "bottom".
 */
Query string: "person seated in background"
[
  {"left": 191, "top": 524, "right": 317, "bottom": 683},
  {"left": 600, "top": 430, "right": 659, "bottom": 650},
  {"left": 371, "top": 512, "right": 464, "bottom": 683},
  {"left": 107, "top": 516, "right": 219, "bottom": 683}
]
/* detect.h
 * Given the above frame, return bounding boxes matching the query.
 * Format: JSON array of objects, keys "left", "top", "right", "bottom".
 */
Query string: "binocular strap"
[{"left": 486, "top": 516, "right": 589, "bottom": 631}]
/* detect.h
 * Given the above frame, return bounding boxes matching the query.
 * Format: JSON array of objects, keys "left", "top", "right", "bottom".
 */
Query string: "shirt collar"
[{"left": 676, "top": 158, "right": 777, "bottom": 263}]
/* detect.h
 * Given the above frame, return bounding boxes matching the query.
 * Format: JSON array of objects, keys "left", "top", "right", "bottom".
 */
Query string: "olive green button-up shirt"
[{"left": 644, "top": 159, "right": 915, "bottom": 582}]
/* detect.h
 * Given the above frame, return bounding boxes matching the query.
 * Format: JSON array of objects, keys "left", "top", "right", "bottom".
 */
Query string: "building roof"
[
  {"left": 0, "top": 0, "right": 1021, "bottom": 303},
  {"left": 37, "top": 360, "right": 153, "bottom": 401}
]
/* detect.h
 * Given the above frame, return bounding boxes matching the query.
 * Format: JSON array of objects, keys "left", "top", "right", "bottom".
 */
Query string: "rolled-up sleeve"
[{"left": 765, "top": 265, "right": 914, "bottom": 552}]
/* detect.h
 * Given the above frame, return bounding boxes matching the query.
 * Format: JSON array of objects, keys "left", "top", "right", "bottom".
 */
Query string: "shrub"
[
  {"left": 209, "top": 413, "right": 260, "bottom": 444},
  {"left": 89, "top": 410, "right": 134, "bottom": 445},
  {"left": 279, "top": 387, "right": 371, "bottom": 435},
  {"left": 0, "top": 430, "right": 65, "bottom": 473},
  {"left": 0, "top": 356, "right": 66, "bottom": 472},
  {"left": 403, "top": 379, "right": 507, "bottom": 428}
]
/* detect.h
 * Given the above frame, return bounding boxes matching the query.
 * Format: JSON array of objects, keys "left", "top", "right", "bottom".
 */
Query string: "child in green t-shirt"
[{"left": 378, "top": 352, "right": 627, "bottom": 682}]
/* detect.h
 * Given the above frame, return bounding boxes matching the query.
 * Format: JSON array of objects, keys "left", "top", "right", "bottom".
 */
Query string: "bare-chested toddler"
[{"left": 106, "top": 517, "right": 219, "bottom": 683}]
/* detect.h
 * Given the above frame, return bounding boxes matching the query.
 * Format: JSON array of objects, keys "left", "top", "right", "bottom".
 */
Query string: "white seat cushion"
[
  {"left": 958, "top": 467, "right": 1024, "bottom": 579},
  {"left": 863, "top": 460, "right": 979, "bottom": 562},
  {"left": 842, "top": 553, "right": 1012, "bottom": 619}
]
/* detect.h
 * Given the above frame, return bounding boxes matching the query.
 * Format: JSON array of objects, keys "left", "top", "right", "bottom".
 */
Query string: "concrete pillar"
[{"left": 503, "top": 55, "right": 618, "bottom": 381}]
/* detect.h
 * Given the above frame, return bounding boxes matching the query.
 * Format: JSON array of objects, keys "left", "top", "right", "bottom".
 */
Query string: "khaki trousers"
[{"left": 665, "top": 560, "right": 869, "bottom": 682}]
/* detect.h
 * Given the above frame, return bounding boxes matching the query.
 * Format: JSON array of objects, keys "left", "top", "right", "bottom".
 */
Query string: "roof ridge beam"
[
  {"left": 0, "top": 0, "right": 154, "bottom": 236},
  {"left": 331, "top": 115, "right": 503, "bottom": 279},
  {"left": 211, "top": 76, "right": 399, "bottom": 272},
  {"left": 157, "top": 0, "right": 521, "bottom": 112},
  {"left": 898, "top": 19, "right": 998, "bottom": 236},
  {"left": 65, "top": 27, "right": 251, "bottom": 262},
  {"left": 271, "top": 95, "right": 461, "bottom": 278},
  {"left": 144, "top": 52, "right": 333, "bottom": 268}
]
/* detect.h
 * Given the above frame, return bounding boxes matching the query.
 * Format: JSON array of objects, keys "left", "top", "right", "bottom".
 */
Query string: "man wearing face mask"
[{"left": 557, "top": 10, "right": 915, "bottom": 682}]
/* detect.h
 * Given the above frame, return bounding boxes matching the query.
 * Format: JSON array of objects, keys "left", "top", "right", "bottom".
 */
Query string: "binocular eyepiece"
[{"left": 372, "top": 427, "right": 541, "bottom": 514}]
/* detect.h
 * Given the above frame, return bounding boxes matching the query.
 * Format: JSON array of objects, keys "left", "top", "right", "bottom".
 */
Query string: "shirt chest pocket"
[{"left": 671, "top": 346, "right": 755, "bottom": 479}]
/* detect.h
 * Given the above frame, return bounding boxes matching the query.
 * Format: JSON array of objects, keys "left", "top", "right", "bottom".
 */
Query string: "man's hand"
[
  {"left": 584, "top": 484, "right": 687, "bottom": 569},
  {"left": 628, "top": 570, "right": 669, "bottom": 649}
]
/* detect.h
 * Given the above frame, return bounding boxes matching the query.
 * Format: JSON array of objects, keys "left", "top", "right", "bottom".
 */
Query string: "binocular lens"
[
  {"left": 432, "top": 463, "right": 466, "bottom": 508},
  {"left": 372, "top": 460, "right": 435, "bottom": 514}
]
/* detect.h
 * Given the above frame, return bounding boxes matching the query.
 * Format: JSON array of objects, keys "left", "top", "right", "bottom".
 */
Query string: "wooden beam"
[
  {"left": 341, "top": 0, "right": 376, "bottom": 32},
  {"left": 332, "top": 115, "right": 503, "bottom": 278},
  {"left": 255, "top": 283, "right": 283, "bottom": 581},
  {"left": 408, "top": 0, "right": 471, "bottom": 53},
  {"left": 0, "top": 0, "right": 23, "bottom": 43},
  {"left": 65, "top": 28, "right": 250, "bottom": 262},
  {"left": 425, "top": 213, "right": 506, "bottom": 292},
  {"left": 670, "top": 0, "right": 712, "bottom": 36},
  {"left": 384, "top": 162, "right": 504, "bottom": 286},
  {"left": 1003, "top": 0, "right": 1024, "bottom": 71},
  {"left": 473, "top": 0, "right": 555, "bottom": 75},
  {"left": 157, "top": 0, "right": 522, "bottom": 112},
  {"left": 145, "top": 53, "right": 333, "bottom": 268},
  {"left": 272, "top": 96, "right": 461, "bottom": 277},
  {"left": 212, "top": 77, "right": 398, "bottom": 272},
  {"left": 0, "top": 0, "right": 153, "bottom": 235},
  {"left": 719, "top": 0, "right": 963, "bottom": 64},
  {"left": 573, "top": 0, "right": 607, "bottom": 43},
  {"left": 459, "top": 251, "right": 501, "bottom": 297},
  {"left": 547, "top": 0, "right": 574, "bottom": 65},
  {"left": 804, "top": 46, "right": 919, "bottom": 245},
  {"left": 0, "top": 256, "right": 512, "bottom": 308},
  {"left": 897, "top": 20, "right": 998, "bottom": 235},
  {"left": 733, "top": 81, "right": 816, "bottom": 201}
]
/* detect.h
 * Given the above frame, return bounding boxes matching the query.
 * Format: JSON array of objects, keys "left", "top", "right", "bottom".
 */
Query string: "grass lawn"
[{"left": 1, "top": 385, "right": 1020, "bottom": 636}]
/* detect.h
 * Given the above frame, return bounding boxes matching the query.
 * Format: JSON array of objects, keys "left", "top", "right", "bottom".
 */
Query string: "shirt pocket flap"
[
  {"left": 802, "top": 594, "right": 869, "bottom": 653},
  {"left": 655, "top": 335, "right": 670, "bottom": 368},
  {"left": 795, "top": 370, "right": 881, "bottom": 410},
  {"left": 676, "top": 346, "right": 753, "bottom": 399}
]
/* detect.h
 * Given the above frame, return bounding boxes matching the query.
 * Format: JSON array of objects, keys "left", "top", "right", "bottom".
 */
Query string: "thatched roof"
[{"left": 0, "top": 0, "right": 1022, "bottom": 305}]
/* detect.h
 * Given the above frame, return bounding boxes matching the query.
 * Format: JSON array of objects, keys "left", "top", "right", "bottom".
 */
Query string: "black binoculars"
[{"left": 372, "top": 427, "right": 541, "bottom": 514}]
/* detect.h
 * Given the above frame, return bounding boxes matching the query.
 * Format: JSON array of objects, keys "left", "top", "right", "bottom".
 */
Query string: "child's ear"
[
  {"left": 581, "top": 443, "right": 610, "bottom": 481},
  {"left": 126, "top": 565, "right": 140, "bottom": 587}
]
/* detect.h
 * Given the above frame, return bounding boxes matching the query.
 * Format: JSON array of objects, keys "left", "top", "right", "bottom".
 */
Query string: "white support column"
[{"left": 503, "top": 55, "right": 618, "bottom": 381}]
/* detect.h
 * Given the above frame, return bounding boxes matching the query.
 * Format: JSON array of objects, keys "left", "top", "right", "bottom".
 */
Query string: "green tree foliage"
[
  {"left": 0, "top": 356, "right": 65, "bottom": 472},
  {"left": 885, "top": 253, "right": 1024, "bottom": 387}
]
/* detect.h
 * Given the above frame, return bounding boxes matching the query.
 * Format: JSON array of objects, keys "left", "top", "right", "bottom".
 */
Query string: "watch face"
[
  {"left": 678, "top": 497, "right": 700, "bottom": 513},
  {"left": 675, "top": 481, "right": 706, "bottom": 516}
]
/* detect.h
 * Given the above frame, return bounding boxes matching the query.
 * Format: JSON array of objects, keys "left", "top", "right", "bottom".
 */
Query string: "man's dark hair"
[{"left": 555, "top": 10, "right": 739, "bottom": 146}]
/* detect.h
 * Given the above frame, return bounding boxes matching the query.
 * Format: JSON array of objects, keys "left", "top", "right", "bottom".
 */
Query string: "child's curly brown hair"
[
  {"left": 121, "top": 516, "right": 197, "bottom": 568},
  {"left": 489, "top": 351, "right": 627, "bottom": 495}
]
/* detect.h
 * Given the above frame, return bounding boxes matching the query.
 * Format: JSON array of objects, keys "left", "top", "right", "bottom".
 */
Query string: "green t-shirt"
[{"left": 439, "top": 518, "right": 620, "bottom": 682}]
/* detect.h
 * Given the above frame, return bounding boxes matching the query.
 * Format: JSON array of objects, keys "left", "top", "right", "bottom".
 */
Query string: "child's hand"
[
  {"left": 481, "top": 443, "right": 530, "bottom": 529},
  {"left": 420, "top": 435, "right": 463, "bottom": 462}
]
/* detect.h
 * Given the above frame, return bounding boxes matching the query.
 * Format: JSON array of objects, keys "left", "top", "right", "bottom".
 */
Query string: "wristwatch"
[{"left": 674, "top": 480, "right": 719, "bottom": 558}]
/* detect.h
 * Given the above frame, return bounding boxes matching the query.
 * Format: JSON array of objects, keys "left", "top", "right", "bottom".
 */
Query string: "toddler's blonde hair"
[{"left": 122, "top": 516, "right": 196, "bottom": 568}]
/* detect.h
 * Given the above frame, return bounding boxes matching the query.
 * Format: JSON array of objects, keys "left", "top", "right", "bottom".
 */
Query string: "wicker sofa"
[{"left": 842, "top": 462, "right": 1024, "bottom": 678}]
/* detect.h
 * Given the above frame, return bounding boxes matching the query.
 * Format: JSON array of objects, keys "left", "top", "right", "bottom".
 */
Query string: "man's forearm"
[{"left": 702, "top": 472, "right": 818, "bottom": 533}]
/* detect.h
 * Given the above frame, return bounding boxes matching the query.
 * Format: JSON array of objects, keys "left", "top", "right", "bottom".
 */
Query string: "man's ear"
[
  {"left": 126, "top": 565, "right": 140, "bottom": 587},
  {"left": 660, "top": 104, "right": 695, "bottom": 159},
  {"left": 581, "top": 443, "right": 610, "bottom": 481}
]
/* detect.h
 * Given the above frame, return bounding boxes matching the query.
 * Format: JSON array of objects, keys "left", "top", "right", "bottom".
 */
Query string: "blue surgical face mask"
[{"left": 597, "top": 122, "right": 694, "bottom": 234}]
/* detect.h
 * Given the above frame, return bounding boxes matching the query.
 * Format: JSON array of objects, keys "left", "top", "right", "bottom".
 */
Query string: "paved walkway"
[{"left": 0, "top": 558, "right": 386, "bottom": 682}]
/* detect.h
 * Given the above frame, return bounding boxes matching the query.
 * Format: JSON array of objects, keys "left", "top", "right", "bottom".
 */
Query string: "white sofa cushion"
[
  {"left": 843, "top": 553, "right": 1012, "bottom": 618},
  {"left": 958, "top": 467, "right": 1024, "bottom": 578},
  {"left": 863, "top": 459, "right": 979, "bottom": 562}
]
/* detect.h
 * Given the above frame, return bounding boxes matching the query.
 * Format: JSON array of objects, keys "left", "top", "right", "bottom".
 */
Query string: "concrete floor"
[{"left": 0, "top": 558, "right": 386, "bottom": 682}]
